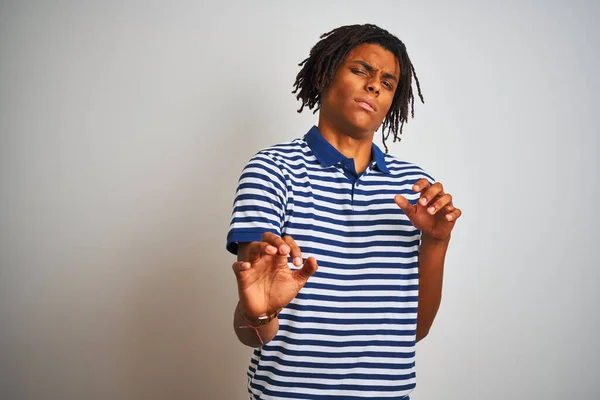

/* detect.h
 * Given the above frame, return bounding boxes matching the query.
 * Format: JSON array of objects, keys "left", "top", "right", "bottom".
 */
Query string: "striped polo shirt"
[{"left": 227, "top": 126, "right": 434, "bottom": 400}]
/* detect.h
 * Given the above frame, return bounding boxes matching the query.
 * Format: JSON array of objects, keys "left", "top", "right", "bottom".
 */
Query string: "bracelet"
[
  {"left": 239, "top": 305, "right": 282, "bottom": 326},
  {"left": 237, "top": 304, "right": 282, "bottom": 345},
  {"left": 238, "top": 324, "right": 265, "bottom": 345}
]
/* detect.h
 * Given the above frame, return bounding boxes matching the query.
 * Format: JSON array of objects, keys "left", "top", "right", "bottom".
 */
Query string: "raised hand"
[
  {"left": 394, "top": 178, "right": 462, "bottom": 242},
  {"left": 232, "top": 232, "right": 318, "bottom": 319}
]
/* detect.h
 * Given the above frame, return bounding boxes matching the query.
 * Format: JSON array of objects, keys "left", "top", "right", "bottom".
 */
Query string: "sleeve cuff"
[{"left": 226, "top": 229, "right": 280, "bottom": 255}]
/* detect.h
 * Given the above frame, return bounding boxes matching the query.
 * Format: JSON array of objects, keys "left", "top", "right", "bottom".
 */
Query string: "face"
[{"left": 319, "top": 43, "right": 400, "bottom": 139}]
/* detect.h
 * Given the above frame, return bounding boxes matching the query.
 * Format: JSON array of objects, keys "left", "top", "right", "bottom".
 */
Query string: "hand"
[
  {"left": 394, "top": 178, "right": 462, "bottom": 242},
  {"left": 232, "top": 232, "right": 318, "bottom": 319}
]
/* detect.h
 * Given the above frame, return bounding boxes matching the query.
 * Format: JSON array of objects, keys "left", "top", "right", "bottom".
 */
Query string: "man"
[{"left": 227, "top": 24, "right": 462, "bottom": 400}]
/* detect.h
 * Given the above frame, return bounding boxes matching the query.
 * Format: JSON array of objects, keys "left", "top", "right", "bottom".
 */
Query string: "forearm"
[
  {"left": 233, "top": 302, "right": 279, "bottom": 347},
  {"left": 416, "top": 235, "right": 450, "bottom": 342}
]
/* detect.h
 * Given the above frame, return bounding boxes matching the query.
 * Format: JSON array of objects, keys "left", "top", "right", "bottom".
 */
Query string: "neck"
[{"left": 317, "top": 120, "right": 374, "bottom": 174}]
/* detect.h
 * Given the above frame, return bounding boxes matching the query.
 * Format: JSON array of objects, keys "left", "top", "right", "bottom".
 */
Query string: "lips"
[{"left": 355, "top": 98, "right": 376, "bottom": 112}]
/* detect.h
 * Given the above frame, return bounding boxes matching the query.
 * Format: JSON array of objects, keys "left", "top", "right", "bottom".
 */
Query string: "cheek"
[
  {"left": 378, "top": 95, "right": 395, "bottom": 117},
  {"left": 330, "top": 79, "right": 357, "bottom": 107}
]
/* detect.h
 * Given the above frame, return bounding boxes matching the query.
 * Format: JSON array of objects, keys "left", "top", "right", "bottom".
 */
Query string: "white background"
[{"left": 1, "top": 1, "right": 598, "bottom": 399}]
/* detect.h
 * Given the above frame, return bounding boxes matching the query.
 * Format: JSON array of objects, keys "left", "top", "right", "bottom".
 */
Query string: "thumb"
[
  {"left": 394, "top": 194, "right": 415, "bottom": 216},
  {"left": 293, "top": 257, "right": 318, "bottom": 287}
]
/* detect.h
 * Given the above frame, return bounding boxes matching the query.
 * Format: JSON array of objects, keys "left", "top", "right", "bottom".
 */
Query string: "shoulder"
[
  {"left": 245, "top": 137, "right": 314, "bottom": 173},
  {"left": 236, "top": 138, "right": 312, "bottom": 190},
  {"left": 255, "top": 138, "right": 309, "bottom": 163},
  {"left": 383, "top": 153, "right": 435, "bottom": 183}
]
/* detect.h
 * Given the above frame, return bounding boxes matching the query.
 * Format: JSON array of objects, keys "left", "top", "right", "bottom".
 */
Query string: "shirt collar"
[
  {"left": 371, "top": 138, "right": 390, "bottom": 174},
  {"left": 304, "top": 125, "right": 390, "bottom": 174}
]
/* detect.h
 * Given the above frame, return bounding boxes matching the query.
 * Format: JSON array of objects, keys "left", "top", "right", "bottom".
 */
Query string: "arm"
[
  {"left": 394, "top": 178, "right": 462, "bottom": 343},
  {"left": 415, "top": 235, "right": 450, "bottom": 342},
  {"left": 231, "top": 234, "right": 318, "bottom": 348},
  {"left": 227, "top": 155, "right": 317, "bottom": 347},
  {"left": 233, "top": 300, "right": 280, "bottom": 347},
  {"left": 232, "top": 242, "right": 280, "bottom": 347}
]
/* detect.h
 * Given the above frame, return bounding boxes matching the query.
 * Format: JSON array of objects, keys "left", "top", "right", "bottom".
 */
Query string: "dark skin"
[
  {"left": 318, "top": 43, "right": 400, "bottom": 173},
  {"left": 232, "top": 43, "right": 462, "bottom": 346}
]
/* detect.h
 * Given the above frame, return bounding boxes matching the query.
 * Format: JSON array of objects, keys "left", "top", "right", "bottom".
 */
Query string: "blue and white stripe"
[{"left": 227, "top": 126, "right": 434, "bottom": 399}]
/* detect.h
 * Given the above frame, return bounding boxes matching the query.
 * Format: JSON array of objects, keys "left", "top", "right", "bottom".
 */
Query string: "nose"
[{"left": 367, "top": 79, "right": 380, "bottom": 96}]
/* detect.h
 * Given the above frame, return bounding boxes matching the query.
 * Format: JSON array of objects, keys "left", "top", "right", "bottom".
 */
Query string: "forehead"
[{"left": 344, "top": 43, "right": 400, "bottom": 77}]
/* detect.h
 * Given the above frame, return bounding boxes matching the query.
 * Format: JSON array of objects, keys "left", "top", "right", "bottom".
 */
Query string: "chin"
[
  {"left": 344, "top": 125, "right": 377, "bottom": 140},
  {"left": 344, "top": 116, "right": 380, "bottom": 137}
]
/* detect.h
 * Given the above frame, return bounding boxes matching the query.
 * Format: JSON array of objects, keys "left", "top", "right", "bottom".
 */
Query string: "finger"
[
  {"left": 262, "top": 232, "right": 291, "bottom": 255},
  {"left": 248, "top": 241, "right": 278, "bottom": 262},
  {"left": 427, "top": 193, "right": 453, "bottom": 215},
  {"left": 231, "top": 261, "right": 251, "bottom": 278},
  {"left": 283, "top": 235, "right": 303, "bottom": 266},
  {"left": 293, "top": 256, "right": 318, "bottom": 286},
  {"left": 412, "top": 178, "right": 430, "bottom": 193},
  {"left": 445, "top": 208, "right": 462, "bottom": 222},
  {"left": 394, "top": 194, "right": 414, "bottom": 215},
  {"left": 439, "top": 204, "right": 455, "bottom": 215},
  {"left": 418, "top": 182, "right": 444, "bottom": 207}
]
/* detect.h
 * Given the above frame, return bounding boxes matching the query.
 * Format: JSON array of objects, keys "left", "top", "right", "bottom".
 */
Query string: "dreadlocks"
[{"left": 292, "top": 24, "right": 424, "bottom": 153}]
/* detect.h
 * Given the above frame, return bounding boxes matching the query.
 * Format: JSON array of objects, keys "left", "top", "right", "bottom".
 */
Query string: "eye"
[
  {"left": 351, "top": 68, "right": 367, "bottom": 76},
  {"left": 383, "top": 81, "right": 394, "bottom": 90}
]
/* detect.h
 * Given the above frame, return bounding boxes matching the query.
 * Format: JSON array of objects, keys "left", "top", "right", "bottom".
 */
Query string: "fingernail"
[
  {"left": 280, "top": 245, "right": 290, "bottom": 253},
  {"left": 420, "top": 198, "right": 427, "bottom": 205},
  {"left": 293, "top": 257, "right": 302, "bottom": 265},
  {"left": 413, "top": 185, "right": 419, "bottom": 191},
  {"left": 267, "top": 246, "right": 277, "bottom": 254},
  {"left": 428, "top": 206, "right": 435, "bottom": 214}
]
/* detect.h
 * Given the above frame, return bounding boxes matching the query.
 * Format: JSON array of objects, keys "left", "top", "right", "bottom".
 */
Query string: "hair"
[{"left": 292, "top": 24, "right": 424, "bottom": 153}]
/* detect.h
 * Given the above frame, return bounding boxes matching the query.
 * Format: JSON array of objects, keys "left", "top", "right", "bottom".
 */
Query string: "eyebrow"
[{"left": 350, "top": 60, "right": 399, "bottom": 82}]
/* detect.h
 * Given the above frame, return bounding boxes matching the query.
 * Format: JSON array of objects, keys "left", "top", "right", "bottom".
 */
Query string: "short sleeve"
[{"left": 226, "top": 152, "right": 288, "bottom": 255}]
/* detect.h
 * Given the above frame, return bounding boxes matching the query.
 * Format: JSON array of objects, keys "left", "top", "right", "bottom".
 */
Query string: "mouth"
[{"left": 355, "top": 98, "right": 376, "bottom": 112}]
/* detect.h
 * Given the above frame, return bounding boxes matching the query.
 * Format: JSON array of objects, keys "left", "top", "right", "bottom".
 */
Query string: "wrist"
[
  {"left": 421, "top": 233, "right": 451, "bottom": 246},
  {"left": 237, "top": 302, "right": 282, "bottom": 326}
]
